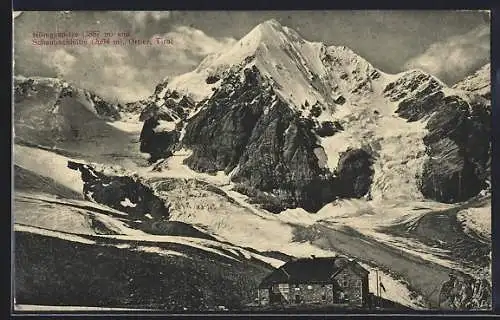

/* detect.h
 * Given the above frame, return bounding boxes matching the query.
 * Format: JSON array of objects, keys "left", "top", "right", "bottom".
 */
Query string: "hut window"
[
  {"left": 322, "top": 295, "right": 326, "bottom": 301},
  {"left": 342, "top": 280, "right": 348, "bottom": 287},
  {"left": 307, "top": 285, "right": 313, "bottom": 290},
  {"left": 278, "top": 284, "right": 289, "bottom": 292},
  {"left": 356, "top": 279, "right": 362, "bottom": 287}
]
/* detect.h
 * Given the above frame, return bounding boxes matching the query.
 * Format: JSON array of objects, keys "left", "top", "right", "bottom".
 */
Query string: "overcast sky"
[{"left": 13, "top": 10, "right": 490, "bottom": 103}]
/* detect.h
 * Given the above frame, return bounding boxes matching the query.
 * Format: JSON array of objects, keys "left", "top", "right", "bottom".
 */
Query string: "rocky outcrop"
[
  {"left": 384, "top": 70, "right": 444, "bottom": 122},
  {"left": 182, "top": 66, "right": 266, "bottom": 174},
  {"left": 182, "top": 66, "right": 338, "bottom": 212},
  {"left": 452, "top": 63, "right": 490, "bottom": 101},
  {"left": 384, "top": 70, "right": 490, "bottom": 203},
  {"left": 67, "top": 161, "right": 170, "bottom": 219},
  {"left": 137, "top": 83, "right": 197, "bottom": 162},
  {"left": 314, "top": 121, "right": 344, "bottom": 137},
  {"left": 438, "top": 273, "right": 491, "bottom": 310},
  {"left": 418, "top": 96, "right": 490, "bottom": 203},
  {"left": 335, "top": 148, "right": 374, "bottom": 198},
  {"left": 139, "top": 116, "right": 180, "bottom": 163},
  {"left": 233, "top": 103, "right": 337, "bottom": 212},
  {"left": 87, "top": 92, "right": 121, "bottom": 121}
]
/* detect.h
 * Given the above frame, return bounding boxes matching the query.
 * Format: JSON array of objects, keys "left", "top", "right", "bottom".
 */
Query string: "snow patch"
[
  {"left": 153, "top": 120, "right": 176, "bottom": 133},
  {"left": 120, "top": 197, "right": 137, "bottom": 208},
  {"left": 139, "top": 148, "right": 231, "bottom": 186},
  {"left": 457, "top": 205, "right": 491, "bottom": 242},
  {"left": 106, "top": 120, "right": 143, "bottom": 133},
  {"left": 133, "top": 245, "right": 187, "bottom": 257},
  {"left": 14, "top": 224, "right": 96, "bottom": 245}
]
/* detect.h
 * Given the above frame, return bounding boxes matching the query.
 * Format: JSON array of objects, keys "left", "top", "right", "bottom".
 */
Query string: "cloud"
[
  {"left": 404, "top": 24, "right": 490, "bottom": 84},
  {"left": 50, "top": 49, "right": 77, "bottom": 76},
  {"left": 119, "top": 11, "right": 172, "bottom": 31},
  {"left": 163, "top": 26, "right": 236, "bottom": 56},
  {"left": 14, "top": 12, "right": 236, "bottom": 102}
]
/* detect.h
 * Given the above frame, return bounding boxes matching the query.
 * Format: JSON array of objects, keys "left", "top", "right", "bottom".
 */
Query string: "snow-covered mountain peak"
[{"left": 167, "top": 20, "right": 385, "bottom": 111}]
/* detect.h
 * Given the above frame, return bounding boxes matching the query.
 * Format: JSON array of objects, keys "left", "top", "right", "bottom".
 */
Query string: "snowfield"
[
  {"left": 280, "top": 197, "right": 481, "bottom": 271},
  {"left": 144, "top": 148, "right": 232, "bottom": 186},
  {"left": 14, "top": 145, "right": 85, "bottom": 195},
  {"left": 15, "top": 192, "right": 140, "bottom": 235},
  {"left": 106, "top": 113, "right": 144, "bottom": 133}
]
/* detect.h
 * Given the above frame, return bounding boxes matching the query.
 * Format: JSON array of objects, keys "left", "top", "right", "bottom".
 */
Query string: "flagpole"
[
  {"left": 375, "top": 269, "right": 379, "bottom": 308},
  {"left": 379, "top": 275, "right": 382, "bottom": 307}
]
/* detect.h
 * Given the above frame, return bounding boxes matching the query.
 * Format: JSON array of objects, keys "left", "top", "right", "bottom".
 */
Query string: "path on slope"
[{"left": 314, "top": 224, "right": 451, "bottom": 309}]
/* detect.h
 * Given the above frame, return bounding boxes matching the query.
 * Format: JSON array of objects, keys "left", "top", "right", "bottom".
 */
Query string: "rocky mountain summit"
[
  {"left": 452, "top": 63, "right": 490, "bottom": 101},
  {"left": 132, "top": 20, "right": 490, "bottom": 213}
]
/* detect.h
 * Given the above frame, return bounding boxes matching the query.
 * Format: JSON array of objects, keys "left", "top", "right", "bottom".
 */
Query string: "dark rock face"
[
  {"left": 67, "top": 161, "right": 170, "bottom": 219},
  {"left": 137, "top": 86, "right": 197, "bottom": 162},
  {"left": 315, "top": 121, "right": 344, "bottom": 137},
  {"left": 384, "top": 72, "right": 444, "bottom": 122},
  {"left": 384, "top": 70, "right": 444, "bottom": 121},
  {"left": 384, "top": 69, "right": 490, "bottom": 204},
  {"left": 439, "top": 274, "right": 491, "bottom": 310},
  {"left": 395, "top": 91, "right": 445, "bottom": 122},
  {"left": 334, "top": 96, "right": 346, "bottom": 105},
  {"left": 182, "top": 67, "right": 338, "bottom": 212},
  {"left": 335, "top": 148, "right": 374, "bottom": 198},
  {"left": 310, "top": 104, "right": 322, "bottom": 117},
  {"left": 14, "top": 79, "right": 36, "bottom": 102},
  {"left": 233, "top": 104, "right": 336, "bottom": 212},
  {"left": 206, "top": 75, "right": 220, "bottom": 84},
  {"left": 139, "top": 117, "right": 180, "bottom": 163},
  {"left": 182, "top": 67, "right": 267, "bottom": 174},
  {"left": 418, "top": 96, "right": 490, "bottom": 203},
  {"left": 88, "top": 92, "right": 121, "bottom": 121}
]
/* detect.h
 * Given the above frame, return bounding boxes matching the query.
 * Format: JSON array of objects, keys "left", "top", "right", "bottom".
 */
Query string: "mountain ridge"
[{"left": 142, "top": 19, "right": 491, "bottom": 211}]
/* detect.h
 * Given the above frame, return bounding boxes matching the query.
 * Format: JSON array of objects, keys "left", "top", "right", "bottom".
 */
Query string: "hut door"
[{"left": 295, "top": 294, "right": 301, "bottom": 304}]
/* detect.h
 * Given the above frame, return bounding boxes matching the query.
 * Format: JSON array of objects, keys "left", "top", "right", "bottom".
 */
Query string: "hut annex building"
[{"left": 258, "top": 256, "right": 369, "bottom": 307}]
